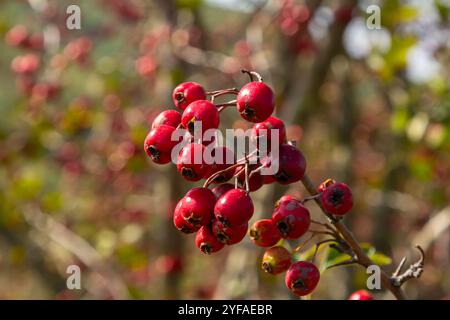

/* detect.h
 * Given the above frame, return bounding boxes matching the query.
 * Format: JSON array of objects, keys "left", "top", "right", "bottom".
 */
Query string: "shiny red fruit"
[
  {"left": 262, "top": 246, "right": 292, "bottom": 275},
  {"left": 177, "top": 143, "right": 209, "bottom": 181},
  {"left": 249, "top": 219, "right": 281, "bottom": 247},
  {"left": 178, "top": 188, "right": 216, "bottom": 227},
  {"left": 236, "top": 165, "right": 264, "bottom": 192},
  {"left": 348, "top": 289, "right": 374, "bottom": 300},
  {"left": 251, "top": 116, "right": 287, "bottom": 150},
  {"left": 173, "top": 200, "right": 200, "bottom": 234},
  {"left": 237, "top": 82, "right": 275, "bottom": 123},
  {"left": 144, "top": 125, "right": 179, "bottom": 164},
  {"left": 151, "top": 110, "right": 181, "bottom": 129},
  {"left": 285, "top": 261, "right": 320, "bottom": 296},
  {"left": 320, "top": 182, "right": 353, "bottom": 215},
  {"left": 195, "top": 226, "right": 224, "bottom": 254},
  {"left": 273, "top": 144, "right": 306, "bottom": 185},
  {"left": 211, "top": 183, "right": 235, "bottom": 199},
  {"left": 212, "top": 220, "right": 248, "bottom": 245},
  {"left": 205, "top": 146, "right": 235, "bottom": 184},
  {"left": 214, "top": 189, "right": 254, "bottom": 227},
  {"left": 272, "top": 198, "right": 310, "bottom": 239},
  {"left": 172, "top": 82, "right": 206, "bottom": 110},
  {"left": 181, "top": 100, "right": 220, "bottom": 136}
]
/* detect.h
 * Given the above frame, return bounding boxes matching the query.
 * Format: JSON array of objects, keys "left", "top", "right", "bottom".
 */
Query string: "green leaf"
[{"left": 369, "top": 252, "right": 392, "bottom": 266}]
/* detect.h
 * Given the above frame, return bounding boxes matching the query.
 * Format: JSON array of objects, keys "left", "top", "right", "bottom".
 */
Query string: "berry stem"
[{"left": 241, "top": 69, "right": 263, "bottom": 82}]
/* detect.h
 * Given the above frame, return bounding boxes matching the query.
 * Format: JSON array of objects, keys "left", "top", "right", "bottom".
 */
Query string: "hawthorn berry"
[
  {"left": 181, "top": 100, "right": 220, "bottom": 136},
  {"left": 214, "top": 188, "right": 254, "bottom": 227},
  {"left": 173, "top": 200, "right": 200, "bottom": 234},
  {"left": 172, "top": 82, "right": 206, "bottom": 110},
  {"left": 5, "top": 25, "right": 28, "bottom": 48},
  {"left": 262, "top": 246, "right": 292, "bottom": 275},
  {"left": 151, "top": 110, "right": 181, "bottom": 129},
  {"left": 212, "top": 220, "right": 248, "bottom": 245},
  {"left": 249, "top": 219, "right": 281, "bottom": 247},
  {"left": 237, "top": 81, "right": 275, "bottom": 123},
  {"left": 11, "top": 53, "right": 40, "bottom": 74},
  {"left": 195, "top": 225, "right": 224, "bottom": 254},
  {"left": 272, "top": 198, "right": 310, "bottom": 239},
  {"left": 178, "top": 187, "right": 216, "bottom": 227},
  {"left": 273, "top": 144, "right": 306, "bottom": 185},
  {"left": 236, "top": 165, "right": 264, "bottom": 192},
  {"left": 144, "top": 124, "right": 179, "bottom": 164},
  {"left": 177, "top": 143, "right": 209, "bottom": 181},
  {"left": 320, "top": 182, "right": 353, "bottom": 215},
  {"left": 348, "top": 289, "right": 374, "bottom": 300},
  {"left": 211, "top": 183, "right": 235, "bottom": 200},
  {"left": 206, "top": 146, "right": 235, "bottom": 184},
  {"left": 285, "top": 261, "right": 320, "bottom": 296},
  {"left": 317, "top": 178, "right": 336, "bottom": 193},
  {"left": 251, "top": 116, "right": 287, "bottom": 149},
  {"left": 275, "top": 195, "right": 296, "bottom": 209}
]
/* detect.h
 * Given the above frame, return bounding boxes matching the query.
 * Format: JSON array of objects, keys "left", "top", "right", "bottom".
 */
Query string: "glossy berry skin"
[
  {"left": 144, "top": 125, "right": 179, "bottom": 164},
  {"left": 195, "top": 226, "right": 224, "bottom": 254},
  {"left": 274, "top": 144, "right": 306, "bottom": 185},
  {"left": 262, "top": 246, "right": 292, "bottom": 275},
  {"left": 249, "top": 219, "right": 281, "bottom": 247},
  {"left": 348, "top": 290, "right": 374, "bottom": 300},
  {"left": 317, "top": 178, "right": 336, "bottom": 193},
  {"left": 172, "top": 82, "right": 206, "bottom": 110},
  {"left": 181, "top": 100, "right": 220, "bottom": 135},
  {"left": 211, "top": 183, "right": 235, "bottom": 199},
  {"left": 320, "top": 182, "right": 353, "bottom": 215},
  {"left": 237, "top": 82, "right": 275, "bottom": 123},
  {"left": 206, "top": 146, "right": 235, "bottom": 184},
  {"left": 272, "top": 199, "right": 310, "bottom": 239},
  {"left": 275, "top": 195, "right": 296, "bottom": 209},
  {"left": 214, "top": 189, "right": 254, "bottom": 227},
  {"left": 251, "top": 116, "right": 287, "bottom": 150},
  {"left": 177, "top": 143, "right": 209, "bottom": 181},
  {"left": 173, "top": 200, "right": 200, "bottom": 234},
  {"left": 236, "top": 165, "right": 264, "bottom": 192},
  {"left": 212, "top": 220, "right": 248, "bottom": 245},
  {"left": 285, "top": 261, "right": 320, "bottom": 296},
  {"left": 179, "top": 188, "right": 216, "bottom": 228},
  {"left": 151, "top": 110, "right": 181, "bottom": 129}
]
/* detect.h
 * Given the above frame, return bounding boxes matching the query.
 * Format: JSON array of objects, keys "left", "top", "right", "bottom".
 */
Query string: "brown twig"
[{"left": 391, "top": 246, "right": 425, "bottom": 287}]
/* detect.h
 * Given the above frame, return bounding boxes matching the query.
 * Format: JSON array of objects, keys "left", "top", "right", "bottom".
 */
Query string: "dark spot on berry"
[
  {"left": 277, "top": 220, "right": 289, "bottom": 237},
  {"left": 216, "top": 232, "right": 228, "bottom": 244},
  {"left": 242, "top": 105, "right": 255, "bottom": 120},
  {"left": 262, "top": 261, "right": 273, "bottom": 273},
  {"left": 275, "top": 171, "right": 289, "bottom": 183},
  {"left": 200, "top": 243, "right": 211, "bottom": 254},
  {"left": 292, "top": 278, "right": 306, "bottom": 290},
  {"left": 329, "top": 189, "right": 344, "bottom": 206},
  {"left": 175, "top": 92, "right": 185, "bottom": 103},
  {"left": 181, "top": 167, "right": 197, "bottom": 180},
  {"left": 249, "top": 229, "right": 259, "bottom": 240},
  {"left": 147, "top": 145, "right": 159, "bottom": 161},
  {"left": 217, "top": 215, "right": 230, "bottom": 227}
]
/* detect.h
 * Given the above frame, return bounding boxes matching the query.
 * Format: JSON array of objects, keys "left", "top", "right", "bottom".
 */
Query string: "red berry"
[
  {"left": 173, "top": 200, "right": 200, "bottom": 234},
  {"left": 11, "top": 53, "right": 40, "bottom": 74},
  {"left": 272, "top": 199, "right": 310, "bottom": 239},
  {"left": 263, "top": 174, "right": 276, "bottom": 184},
  {"left": 205, "top": 146, "right": 235, "bottom": 184},
  {"left": 285, "top": 261, "right": 320, "bottom": 296},
  {"left": 144, "top": 124, "right": 179, "bottom": 164},
  {"left": 236, "top": 165, "right": 264, "bottom": 192},
  {"left": 348, "top": 289, "right": 374, "bottom": 300},
  {"left": 195, "top": 225, "right": 224, "bottom": 254},
  {"left": 211, "top": 183, "right": 235, "bottom": 199},
  {"left": 214, "top": 189, "right": 254, "bottom": 227},
  {"left": 181, "top": 100, "right": 220, "bottom": 136},
  {"left": 237, "top": 82, "right": 275, "bottom": 123},
  {"left": 5, "top": 25, "right": 28, "bottom": 47},
  {"left": 262, "top": 246, "right": 292, "bottom": 275},
  {"left": 251, "top": 116, "right": 287, "bottom": 150},
  {"left": 273, "top": 144, "right": 306, "bottom": 185},
  {"left": 275, "top": 195, "right": 296, "bottom": 209},
  {"left": 178, "top": 187, "right": 216, "bottom": 227},
  {"left": 151, "top": 110, "right": 181, "bottom": 129},
  {"left": 320, "top": 182, "right": 353, "bottom": 215},
  {"left": 317, "top": 178, "right": 336, "bottom": 193},
  {"left": 172, "top": 82, "right": 206, "bottom": 110},
  {"left": 212, "top": 220, "right": 248, "bottom": 245},
  {"left": 177, "top": 143, "right": 210, "bottom": 181},
  {"left": 249, "top": 219, "right": 281, "bottom": 247}
]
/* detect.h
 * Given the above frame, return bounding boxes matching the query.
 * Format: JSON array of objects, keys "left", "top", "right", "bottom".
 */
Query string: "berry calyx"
[
  {"left": 317, "top": 178, "right": 336, "bottom": 193},
  {"left": 211, "top": 183, "right": 235, "bottom": 199},
  {"left": 237, "top": 82, "right": 275, "bottom": 123},
  {"left": 272, "top": 198, "right": 310, "bottom": 239},
  {"left": 195, "top": 225, "right": 224, "bottom": 254},
  {"left": 348, "top": 289, "right": 374, "bottom": 300},
  {"left": 273, "top": 144, "right": 306, "bottom": 185},
  {"left": 212, "top": 220, "right": 248, "bottom": 245},
  {"left": 144, "top": 124, "right": 179, "bottom": 164},
  {"left": 151, "top": 110, "right": 181, "bottom": 129},
  {"left": 285, "top": 261, "right": 320, "bottom": 296},
  {"left": 249, "top": 219, "right": 281, "bottom": 247},
  {"left": 320, "top": 182, "right": 353, "bottom": 215},
  {"left": 181, "top": 100, "right": 220, "bottom": 135},
  {"left": 172, "top": 82, "right": 206, "bottom": 110},
  {"left": 179, "top": 188, "right": 216, "bottom": 227},
  {"left": 177, "top": 143, "right": 209, "bottom": 181},
  {"left": 262, "top": 246, "right": 292, "bottom": 275},
  {"left": 214, "top": 188, "right": 254, "bottom": 227},
  {"left": 173, "top": 200, "right": 200, "bottom": 234}
]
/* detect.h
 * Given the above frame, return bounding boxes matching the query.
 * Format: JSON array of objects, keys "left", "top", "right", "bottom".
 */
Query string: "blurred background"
[{"left": 0, "top": 0, "right": 449, "bottom": 300}]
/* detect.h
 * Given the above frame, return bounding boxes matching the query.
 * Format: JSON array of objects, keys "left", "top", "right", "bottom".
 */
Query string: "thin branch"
[{"left": 391, "top": 246, "right": 425, "bottom": 287}]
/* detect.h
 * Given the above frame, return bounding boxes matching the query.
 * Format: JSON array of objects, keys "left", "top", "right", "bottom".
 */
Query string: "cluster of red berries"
[{"left": 143, "top": 71, "right": 354, "bottom": 297}]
